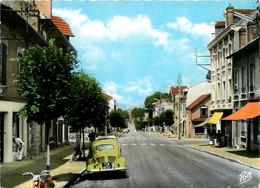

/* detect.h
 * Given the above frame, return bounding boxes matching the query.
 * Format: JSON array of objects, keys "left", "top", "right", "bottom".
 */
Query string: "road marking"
[
  {"left": 151, "top": 144, "right": 156, "bottom": 146},
  {"left": 141, "top": 144, "right": 146, "bottom": 146},
  {"left": 159, "top": 144, "right": 165, "bottom": 146},
  {"left": 132, "top": 143, "right": 137, "bottom": 146},
  {"left": 122, "top": 144, "right": 127, "bottom": 146}
]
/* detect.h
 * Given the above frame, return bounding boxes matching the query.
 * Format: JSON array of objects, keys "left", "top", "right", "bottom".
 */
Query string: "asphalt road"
[{"left": 71, "top": 126, "right": 260, "bottom": 188}]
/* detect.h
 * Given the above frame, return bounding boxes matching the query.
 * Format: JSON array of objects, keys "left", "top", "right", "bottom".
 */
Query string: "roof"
[
  {"left": 103, "top": 93, "right": 113, "bottom": 100},
  {"left": 186, "top": 94, "right": 210, "bottom": 110},
  {"left": 51, "top": 16, "right": 74, "bottom": 37},
  {"left": 170, "top": 86, "right": 187, "bottom": 95},
  {"left": 222, "top": 102, "right": 260, "bottom": 120},
  {"left": 153, "top": 99, "right": 173, "bottom": 107},
  {"left": 234, "top": 9, "right": 254, "bottom": 14},
  {"left": 215, "top": 21, "right": 225, "bottom": 27}
]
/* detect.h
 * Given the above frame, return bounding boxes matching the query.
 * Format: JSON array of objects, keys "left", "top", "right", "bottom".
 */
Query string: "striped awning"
[{"left": 193, "top": 117, "right": 211, "bottom": 128}]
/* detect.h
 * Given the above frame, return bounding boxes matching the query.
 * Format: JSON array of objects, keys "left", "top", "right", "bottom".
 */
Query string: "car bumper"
[{"left": 87, "top": 167, "right": 126, "bottom": 173}]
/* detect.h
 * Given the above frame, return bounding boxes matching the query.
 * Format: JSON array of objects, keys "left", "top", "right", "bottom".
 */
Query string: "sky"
[{"left": 52, "top": 0, "right": 257, "bottom": 110}]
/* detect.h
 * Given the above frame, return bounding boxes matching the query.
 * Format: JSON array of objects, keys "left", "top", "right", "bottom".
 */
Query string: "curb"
[
  {"left": 58, "top": 167, "right": 86, "bottom": 188},
  {"left": 186, "top": 145, "right": 260, "bottom": 171}
]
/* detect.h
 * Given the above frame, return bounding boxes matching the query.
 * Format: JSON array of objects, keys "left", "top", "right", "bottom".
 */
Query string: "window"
[
  {"left": 241, "top": 67, "right": 245, "bottom": 92},
  {"left": 96, "top": 144, "right": 114, "bottom": 150},
  {"left": 200, "top": 106, "right": 208, "bottom": 117},
  {"left": 234, "top": 69, "right": 239, "bottom": 93},
  {"left": 12, "top": 113, "right": 20, "bottom": 152},
  {"left": 0, "top": 43, "right": 7, "bottom": 85},
  {"left": 17, "top": 48, "right": 23, "bottom": 90},
  {"left": 195, "top": 127, "right": 204, "bottom": 134},
  {"left": 249, "top": 63, "right": 254, "bottom": 91}
]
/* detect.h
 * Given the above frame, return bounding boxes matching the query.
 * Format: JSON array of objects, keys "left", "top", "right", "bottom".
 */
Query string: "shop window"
[{"left": 195, "top": 127, "right": 204, "bottom": 134}]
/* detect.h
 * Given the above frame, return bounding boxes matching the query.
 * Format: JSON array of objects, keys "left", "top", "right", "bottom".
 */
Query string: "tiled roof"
[
  {"left": 170, "top": 86, "right": 187, "bottom": 95},
  {"left": 192, "top": 117, "right": 207, "bottom": 122},
  {"left": 186, "top": 94, "right": 210, "bottom": 110},
  {"left": 52, "top": 16, "right": 74, "bottom": 37},
  {"left": 103, "top": 93, "right": 113, "bottom": 100},
  {"left": 215, "top": 21, "right": 225, "bottom": 27},
  {"left": 234, "top": 9, "right": 254, "bottom": 14}
]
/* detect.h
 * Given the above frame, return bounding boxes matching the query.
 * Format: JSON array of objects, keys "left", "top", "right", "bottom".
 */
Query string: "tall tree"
[
  {"left": 13, "top": 39, "right": 78, "bottom": 170},
  {"left": 63, "top": 72, "right": 109, "bottom": 157},
  {"left": 131, "top": 107, "right": 145, "bottom": 121},
  {"left": 164, "top": 109, "right": 174, "bottom": 127},
  {"left": 109, "top": 110, "right": 126, "bottom": 133}
]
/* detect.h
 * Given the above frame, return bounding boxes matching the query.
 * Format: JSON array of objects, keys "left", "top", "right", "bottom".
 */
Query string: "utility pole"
[{"left": 177, "top": 73, "right": 182, "bottom": 140}]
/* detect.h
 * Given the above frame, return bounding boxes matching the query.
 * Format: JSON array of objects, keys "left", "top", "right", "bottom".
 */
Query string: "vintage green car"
[{"left": 86, "top": 138, "right": 126, "bottom": 174}]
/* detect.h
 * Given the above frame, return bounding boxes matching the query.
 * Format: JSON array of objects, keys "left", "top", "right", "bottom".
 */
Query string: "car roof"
[{"left": 96, "top": 135, "right": 117, "bottom": 141}]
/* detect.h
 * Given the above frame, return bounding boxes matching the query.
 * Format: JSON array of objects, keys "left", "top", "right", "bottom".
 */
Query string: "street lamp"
[{"left": 177, "top": 73, "right": 182, "bottom": 140}]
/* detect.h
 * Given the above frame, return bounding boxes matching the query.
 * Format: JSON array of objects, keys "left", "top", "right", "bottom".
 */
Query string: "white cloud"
[
  {"left": 53, "top": 8, "right": 171, "bottom": 48},
  {"left": 102, "top": 77, "right": 154, "bottom": 109},
  {"left": 103, "top": 82, "right": 123, "bottom": 102},
  {"left": 167, "top": 17, "right": 212, "bottom": 40},
  {"left": 125, "top": 77, "right": 153, "bottom": 96}
]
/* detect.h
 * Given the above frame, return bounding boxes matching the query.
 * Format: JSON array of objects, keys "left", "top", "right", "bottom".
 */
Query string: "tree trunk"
[
  {"left": 45, "top": 120, "right": 51, "bottom": 170},
  {"left": 82, "top": 127, "right": 85, "bottom": 158}
]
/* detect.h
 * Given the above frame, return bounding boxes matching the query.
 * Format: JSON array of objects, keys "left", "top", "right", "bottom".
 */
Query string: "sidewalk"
[
  {"left": 150, "top": 132, "right": 260, "bottom": 170},
  {"left": 1, "top": 144, "right": 87, "bottom": 188}
]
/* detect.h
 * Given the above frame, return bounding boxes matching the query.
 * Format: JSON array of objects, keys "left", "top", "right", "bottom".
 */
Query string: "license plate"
[{"left": 102, "top": 163, "right": 112, "bottom": 169}]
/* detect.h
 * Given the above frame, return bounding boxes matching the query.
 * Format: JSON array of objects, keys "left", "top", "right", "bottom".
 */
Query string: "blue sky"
[{"left": 53, "top": 0, "right": 256, "bottom": 110}]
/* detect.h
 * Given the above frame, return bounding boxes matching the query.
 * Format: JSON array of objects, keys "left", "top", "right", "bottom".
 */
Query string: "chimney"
[
  {"left": 225, "top": 4, "right": 234, "bottom": 28},
  {"left": 239, "top": 28, "right": 246, "bottom": 48},
  {"left": 247, "top": 22, "right": 257, "bottom": 43}
]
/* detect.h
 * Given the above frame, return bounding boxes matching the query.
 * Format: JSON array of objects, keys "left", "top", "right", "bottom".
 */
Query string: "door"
[{"left": 0, "top": 113, "right": 4, "bottom": 163}]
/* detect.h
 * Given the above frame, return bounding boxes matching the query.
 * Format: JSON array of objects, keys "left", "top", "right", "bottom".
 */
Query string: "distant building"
[
  {"left": 169, "top": 86, "right": 187, "bottom": 135},
  {"left": 186, "top": 94, "right": 211, "bottom": 139},
  {"left": 103, "top": 93, "right": 116, "bottom": 113}
]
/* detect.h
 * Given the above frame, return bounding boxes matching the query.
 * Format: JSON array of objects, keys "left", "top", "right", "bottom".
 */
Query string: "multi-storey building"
[
  {"left": 222, "top": 13, "right": 260, "bottom": 150},
  {"left": 169, "top": 86, "right": 187, "bottom": 136},
  {"left": 207, "top": 5, "right": 255, "bottom": 147},
  {"left": 0, "top": 0, "right": 74, "bottom": 162}
]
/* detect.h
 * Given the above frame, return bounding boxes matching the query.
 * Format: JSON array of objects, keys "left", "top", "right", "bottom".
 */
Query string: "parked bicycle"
[{"left": 22, "top": 170, "right": 55, "bottom": 188}]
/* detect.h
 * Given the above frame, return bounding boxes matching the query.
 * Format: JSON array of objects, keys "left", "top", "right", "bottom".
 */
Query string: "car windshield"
[{"left": 96, "top": 144, "right": 114, "bottom": 151}]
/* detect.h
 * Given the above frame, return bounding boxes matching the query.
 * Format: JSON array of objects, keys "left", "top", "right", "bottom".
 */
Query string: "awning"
[
  {"left": 208, "top": 112, "right": 224, "bottom": 124},
  {"left": 194, "top": 117, "right": 211, "bottom": 128},
  {"left": 222, "top": 102, "right": 260, "bottom": 120}
]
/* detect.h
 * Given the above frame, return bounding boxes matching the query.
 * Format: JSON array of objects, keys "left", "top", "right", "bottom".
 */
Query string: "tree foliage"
[
  {"left": 14, "top": 39, "right": 78, "bottom": 125},
  {"left": 109, "top": 110, "right": 127, "bottom": 129},
  {"left": 63, "top": 72, "right": 109, "bottom": 130},
  {"left": 131, "top": 107, "right": 145, "bottom": 121},
  {"left": 144, "top": 92, "right": 170, "bottom": 119},
  {"left": 164, "top": 109, "right": 174, "bottom": 127}
]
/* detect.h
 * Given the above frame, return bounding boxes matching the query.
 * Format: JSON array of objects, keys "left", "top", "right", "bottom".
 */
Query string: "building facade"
[
  {"left": 1, "top": 0, "right": 74, "bottom": 162},
  {"left": 186, "top": 94, "right": 211, "bottom": 138},
  {"left": 207, "top": 5, "right": 255, "bottom": 147},
  {"left": 222, "top": 13, "right": 260, "bottom": 150},
  {"left": 169, "top": 86, "right": 187, "bottom": 136}
]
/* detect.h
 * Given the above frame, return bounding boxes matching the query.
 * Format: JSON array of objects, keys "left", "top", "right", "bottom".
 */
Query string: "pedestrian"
[
  {"left": 13, "top": 137, "right": 24, "bottom": 161},
  {"left": 216, "top": 130, "right": 221, "bottom": 145}
]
